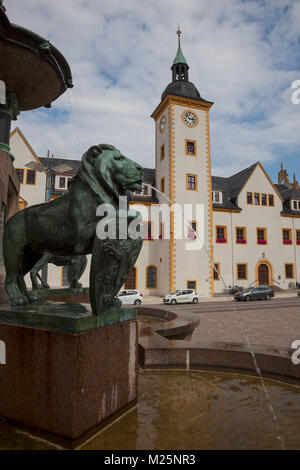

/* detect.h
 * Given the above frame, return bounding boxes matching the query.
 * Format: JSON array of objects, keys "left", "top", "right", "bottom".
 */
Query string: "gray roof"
[
  {"left": 275, "top": 184, "right": 300, "bottom": 200},
  {"left": 161, "top": 81, "right": 207, "bottom": 102},
  {"left": 211, "top": 163, "right": 258, "bottom": 211},
  {"left": 275, "top": 183, "right": 300, "bottom": 215},
  {"left": 143, "top": 168, "right": 155, "bottom": 183},
  {"left": 39, "top": 156, "right": 81, "bottom": 174}
]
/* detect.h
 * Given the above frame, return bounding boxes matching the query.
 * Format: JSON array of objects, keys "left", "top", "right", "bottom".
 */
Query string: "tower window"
[
  {"left": 186, "top": 174, "right": 197, "bottom": 191},
  {"left": 160, "top": 145, "right": 165, "bottom": 161},
  {"left": 187, "top": 280, "right": 196, "bottom": 289},
  {"left": 185, "top": 140, "right": 196, "bottom": 156},
  {"left": 160, "top": 178, "right": 165, "bottom": 193}
]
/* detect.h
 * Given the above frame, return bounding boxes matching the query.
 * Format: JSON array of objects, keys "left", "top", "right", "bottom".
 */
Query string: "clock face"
[
  {"left": 182, "top": 110, "right": 198, "bottom": 127},
  {"left": 159, "top": 115, "right": 166, "bottom": 132}
]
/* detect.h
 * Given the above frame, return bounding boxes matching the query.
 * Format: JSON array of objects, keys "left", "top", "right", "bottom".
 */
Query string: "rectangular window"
[
  {"left": 296, "top": 230, "right": 300, "bottom": 245},
  {"left": 16, "top": 168, "right": 24, "bottom": 184},
  {"left": 26, "top": 169, "right": 36, "bottom": 185},
  {"left": 146, "top": 266, "right": 157, "bottom": 288},
  {"left": 293, "top": 200, "right": 297, "bottom": 210},
  {"left": 212, "top": 191, "right": 222, "bottom": 203},
  {"left": 285, "top": 264, "right": 294, "bottom": 279},
  {"left": 268, "top": 194, "right": 274, "bottom": 207},
  {"left": 186, "top": 174, "right": 197, "bottom": 191},
  {"left": 187, "top": 280, "right": 196, "bottom": 289},
  {"left": 59, "top": 177, "right": 66, "bottom": 189},
  {"left": 135, "top": 184, "right": 150, "bottom": 196},
  {"left": 261, "top": 194, "right": 267, "bottom": 206},
  {"left": 160, "top": 145, "right": 165, "bottom": 161},
  {"left": 257, "top": 228, "right": 267, "bottom": 244},
  {"left": 236, "top": 227, "right": 246, "bottom": 244},
  {"left": 187, "top": 221, "right": 197, "bottom": 238},
  {"left": 247, "top": 192, "right": 253, "bottom": 204},
  {"left": 254, "top": 193, "right": 260, "bottom": 205},
  {"left": 142, "top": 222, "right": 152, "bottom": 240},
  {"left": 237, "top": 263, "right": 248, "bottom": 280},
  {"left": 213, "top": 263, "right": 220, "bottom": 281},
  {"left": 216, "top": 226, "right": 227, "bottom": 243},
  {"left": 160, "top": 177, "right": 165, "bottom": 193},
  {"left": 282, "top": 229, "right": 292, "bottom": 245},
  {"left": 185, "top": 140, "right": 196, "bottom": 156}
]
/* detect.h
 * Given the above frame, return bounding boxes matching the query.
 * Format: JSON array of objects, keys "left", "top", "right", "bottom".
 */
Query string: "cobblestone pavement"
[{"left": 144, "top": 297, "right": 300, "bottom": 349}]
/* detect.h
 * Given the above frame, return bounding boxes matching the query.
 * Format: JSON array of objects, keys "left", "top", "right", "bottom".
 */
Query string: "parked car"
[
  {"left": 234, "top": 285, "right": 274, "bottom": 301},
  {"left": 117, "top": 290, "right": 143, "bottom": 305},
  {"left": 163, "top": 289, "right": 199, "bottom": 305}
]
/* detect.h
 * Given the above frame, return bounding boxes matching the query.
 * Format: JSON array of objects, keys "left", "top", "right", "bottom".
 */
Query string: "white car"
[
  {"left": 163, "top": 289, "right": 199, "bottom": 305},
  {"left": 117, "top": 290, "right": 143, "bottom": 305}
]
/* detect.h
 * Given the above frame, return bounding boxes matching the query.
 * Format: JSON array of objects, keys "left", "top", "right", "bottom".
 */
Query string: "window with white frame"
[
  {"left": 212, "top": 191, "right": 222, "bottom": 204},
  {"left": 135, "top": 183, "right": 151, "bottom": 197},
  {"left": 291, "top": 200, "right": 300, "bottom": 211}
]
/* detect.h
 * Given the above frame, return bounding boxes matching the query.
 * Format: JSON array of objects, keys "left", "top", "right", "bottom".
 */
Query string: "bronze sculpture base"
[{"left": 0, "top": 307, "right": 138, "bottom": 447}]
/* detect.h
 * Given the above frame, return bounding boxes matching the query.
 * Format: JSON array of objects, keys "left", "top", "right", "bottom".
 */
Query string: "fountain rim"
[{"left": 0, "top": 7, "right": 73, "bottom": 111}]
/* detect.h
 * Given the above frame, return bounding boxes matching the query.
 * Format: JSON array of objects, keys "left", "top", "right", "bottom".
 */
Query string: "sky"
[{"left": 6, "top": 0, "right": 300, "bottom": 182}]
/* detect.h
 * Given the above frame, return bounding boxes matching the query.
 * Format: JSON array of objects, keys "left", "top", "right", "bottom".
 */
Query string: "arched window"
[{"left": 146, "top": 266, "right": 157, "bottom": 289}]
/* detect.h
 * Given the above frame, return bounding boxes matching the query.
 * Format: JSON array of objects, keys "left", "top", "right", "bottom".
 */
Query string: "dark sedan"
[{"left": 234, "top": 286, "right": 274, "bottom": 301}]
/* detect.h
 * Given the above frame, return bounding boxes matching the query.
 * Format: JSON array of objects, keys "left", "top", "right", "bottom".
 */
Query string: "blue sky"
[{"left": 6, "top": 0, "right": 300, "bottom": 182}]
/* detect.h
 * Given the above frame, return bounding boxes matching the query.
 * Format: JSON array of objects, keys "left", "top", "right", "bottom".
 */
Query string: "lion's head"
[{"left": 77, "top": 144, "right": 144, "bottom": 203}]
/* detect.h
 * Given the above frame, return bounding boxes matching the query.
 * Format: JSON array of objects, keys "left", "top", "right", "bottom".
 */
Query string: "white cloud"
[{"left": 6, "top": 0, "right": 300, "bottom": 177}]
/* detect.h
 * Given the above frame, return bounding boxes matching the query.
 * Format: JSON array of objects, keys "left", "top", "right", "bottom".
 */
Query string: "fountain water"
[{"left": 147, "top": 184, "right": 287, "bottom": 449}]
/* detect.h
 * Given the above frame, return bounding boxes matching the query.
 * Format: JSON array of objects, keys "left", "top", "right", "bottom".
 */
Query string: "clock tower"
[{"left": 151, "top": 29, "right": 214, "bottom": 296}]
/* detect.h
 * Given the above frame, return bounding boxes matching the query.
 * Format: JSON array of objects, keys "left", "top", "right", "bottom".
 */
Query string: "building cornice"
[{"left": 151, "top": 94, "right": 214, "bottom": 121}]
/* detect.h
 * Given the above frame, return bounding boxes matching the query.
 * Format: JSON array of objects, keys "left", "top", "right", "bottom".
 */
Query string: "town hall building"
[{"left": 9, "top": 32, "right": 300, "bottom": 297}]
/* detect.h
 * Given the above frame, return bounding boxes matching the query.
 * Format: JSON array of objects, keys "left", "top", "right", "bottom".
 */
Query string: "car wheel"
[
  {"left": 265, "top": 294, "right": 270, "bottom": 300},
  {"left": 192, "top": 298, "right": 198, "bottom": 304},
  {"left": 170, "top": 299, "right": 177, "bottom": 305},
  {"left": 134, "top": 299, "right": 141, "bottom": 305},
  {"left": 245, "top": 295, "right": 250, "bottom": 301}
]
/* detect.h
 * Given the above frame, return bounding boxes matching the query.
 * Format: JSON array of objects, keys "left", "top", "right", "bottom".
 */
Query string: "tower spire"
[{"left": 173, "top": 28, "right": 188, "bottom": 67}]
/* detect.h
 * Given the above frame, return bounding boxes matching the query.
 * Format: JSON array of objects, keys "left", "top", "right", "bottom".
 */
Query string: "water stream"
[{"left": 147, "top": 184, "right": 287, "bottom": 449}]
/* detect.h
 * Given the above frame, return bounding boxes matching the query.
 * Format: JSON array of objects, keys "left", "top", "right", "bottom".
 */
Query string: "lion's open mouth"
[{"left": 125, "top": 179, "right": 143, "bottom": 192}]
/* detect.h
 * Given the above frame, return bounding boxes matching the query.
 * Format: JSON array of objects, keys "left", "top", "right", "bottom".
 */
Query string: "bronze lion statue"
[{"left": 4, "top": 144, "right": 143, "bottom": 307}]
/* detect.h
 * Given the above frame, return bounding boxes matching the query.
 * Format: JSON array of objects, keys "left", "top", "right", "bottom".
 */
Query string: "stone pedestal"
[{"left": 0, "top": 304, "right": 138, "bottom": 447}]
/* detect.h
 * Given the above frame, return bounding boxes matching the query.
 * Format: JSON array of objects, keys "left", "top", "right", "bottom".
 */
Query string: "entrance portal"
[{"left": 258, "top": 263, "right": 269, "bottom": 285}]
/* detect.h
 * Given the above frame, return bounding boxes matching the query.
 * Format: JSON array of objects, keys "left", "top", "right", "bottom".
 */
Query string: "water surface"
[{"left": 0, "top": 369, "right": 299, "bottom": 450}]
